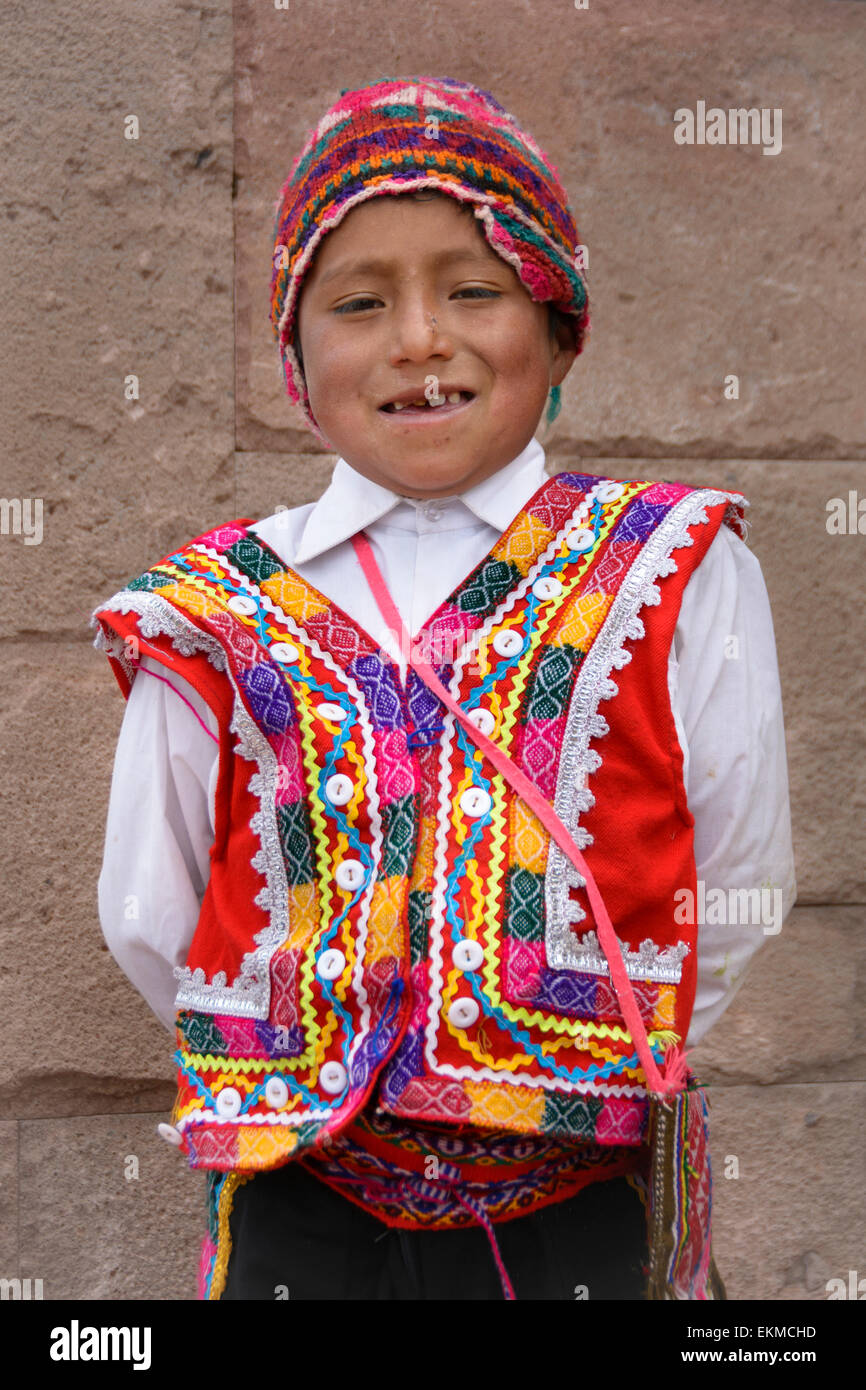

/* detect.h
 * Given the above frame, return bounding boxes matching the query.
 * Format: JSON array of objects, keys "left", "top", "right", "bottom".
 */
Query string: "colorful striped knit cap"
[{"left": 270, "top": 75, "right": 590, "bottom": 442}]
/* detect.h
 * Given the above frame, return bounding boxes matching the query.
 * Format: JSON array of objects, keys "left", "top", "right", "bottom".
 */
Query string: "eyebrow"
[{"left": 314, "top": 247, "right": 499, "bottom": 289}]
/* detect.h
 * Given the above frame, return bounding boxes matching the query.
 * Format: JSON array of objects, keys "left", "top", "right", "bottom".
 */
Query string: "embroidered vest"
[{"left": 93, "top": 471, "right": 747, "bottom": 1178}]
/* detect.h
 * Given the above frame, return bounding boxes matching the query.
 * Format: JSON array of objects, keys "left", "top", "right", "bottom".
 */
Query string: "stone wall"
[{"left": 1, "top": 0, "right": 863, "bottom": 1300}]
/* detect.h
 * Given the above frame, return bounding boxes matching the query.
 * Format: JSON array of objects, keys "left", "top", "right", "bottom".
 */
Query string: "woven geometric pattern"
[
  {"left": 235, "top": 663, "right": 295, "bottom": 737},
  {"left": 381, "top": 794, "right": 416, "bottom": 879},
  {"left": 407, "top": 890, "right": 430, "bottom": 966},
  {"left": 523, "top": 645, "right": 580, "bottom": 721},
  {"left": 503, "top": 865, "right": 545, "bottom": 941},
  {"left": 457, "top": 557, "right": 525, "bottom": 616},
  {"left": 276, "top": 801, "right": 314, "bottom": 886},
  {"left": 296, "top": 1104, "right": 644, "bottom": 1242},
  {"left": 223, "top": 537, "right": 286, "bottom": 587}
]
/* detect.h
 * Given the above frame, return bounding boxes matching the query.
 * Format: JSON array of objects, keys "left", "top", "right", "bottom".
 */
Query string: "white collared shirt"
[{"left": 97, "top": 438, "right": 797, "bottom": 1050}]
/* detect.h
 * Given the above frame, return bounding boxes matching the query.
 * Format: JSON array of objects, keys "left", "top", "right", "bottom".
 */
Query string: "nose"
[{"left": 387, "top": 290, "right": 451, "bottom": 366}]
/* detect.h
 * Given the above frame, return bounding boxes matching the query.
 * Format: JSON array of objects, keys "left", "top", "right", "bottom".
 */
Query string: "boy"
[{"left": 92, "top": 76, "right": 796, "bottom": 1301}]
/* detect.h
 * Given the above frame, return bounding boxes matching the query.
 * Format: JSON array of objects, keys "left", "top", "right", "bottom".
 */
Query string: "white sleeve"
[
  {"left": 97, "top": 655, "right": 221, "bottom": 1033},
  {"left": 669, "top": 523, "right": 798, "bottom": 1047}
]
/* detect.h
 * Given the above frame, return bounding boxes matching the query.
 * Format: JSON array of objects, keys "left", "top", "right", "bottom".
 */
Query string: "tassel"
[
  {"left": 657, "top": 1042, "right": 692, "bottom": 1098},
  {"left": 545, "top": 384, "right": 562, "bottom": 425}
]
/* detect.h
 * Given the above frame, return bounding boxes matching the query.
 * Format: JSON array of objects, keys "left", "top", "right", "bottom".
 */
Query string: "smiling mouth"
[{"left": 379, "top": 390, "right": 475, "bottom": 415}]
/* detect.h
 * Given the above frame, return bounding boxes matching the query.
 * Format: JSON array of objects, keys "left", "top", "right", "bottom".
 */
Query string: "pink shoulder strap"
[{"left": 351, "top": 531, "right": 690, "bottom": 1100}]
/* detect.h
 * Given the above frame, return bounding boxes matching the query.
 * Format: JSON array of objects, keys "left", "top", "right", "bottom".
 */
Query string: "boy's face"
[{"left": 295, "top": 193, "right": 577, "bottom": 498}]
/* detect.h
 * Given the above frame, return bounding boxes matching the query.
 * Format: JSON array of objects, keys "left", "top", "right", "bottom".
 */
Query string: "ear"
[{"left": 549, "top": 310, "right": 578, "bottom": 388}]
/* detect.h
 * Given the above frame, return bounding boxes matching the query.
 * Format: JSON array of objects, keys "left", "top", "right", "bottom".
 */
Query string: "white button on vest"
[
  {"left": 157, "top": 1122, "right": 183, "bottom": 1146},
  {"left": 325, "top": 774, "right": 354, "bottom": 806},
  {"left": 316, "top": 947, "right": 347, "bottom": 980},
  {"left": 532, "top": 576, "right": 563, "bottom": 600},
  {"left": 459, "top": 786, "right": 492, "bottom": 819},
  {"left": 320, "top": 1061, "right": 348, "bottom": 1094},
  {"left": 596, "top": 481, "right": 624, "bottom": 502},
  {"left": 448, "top": 997, "right": 480, "bottom": 1029},
  {"left": 227, "top": 594, "right": 257, "bottom": 617},
  {"left": 215, "top": 1087, "right": 242, "bottom": 1119},
  {"left": 453, "top": 938, "right": 484, "bottom": 972},
  {"left": 265, "top": 1076, "right": 289, "bottom": 1110},
  {"left": 335, "top": 860, "right": 365, "bottom": 892},
  {"left": 316, "top": 702, "right": 347, "bottom": 722},
  {"left": 566, "top": 527, "right": 596, "bottom": 553},
  {"left": 467, "top": 707, "right": 495, "bottom": 736},
  {"left": 492, "top": 629, "right": 523, "bottom": 658},
  {"left": 270, "top": 641, "right": 299, "bottom": 663}
]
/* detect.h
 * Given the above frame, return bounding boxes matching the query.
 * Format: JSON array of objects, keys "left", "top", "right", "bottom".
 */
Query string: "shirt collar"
[{"left": 280, "top": 437, "right": 548, "bottom": 564}]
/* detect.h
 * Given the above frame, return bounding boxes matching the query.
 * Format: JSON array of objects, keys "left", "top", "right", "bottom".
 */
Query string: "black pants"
[{"left": 220, "top": 1161, "right": 648, "bottom": 1300}]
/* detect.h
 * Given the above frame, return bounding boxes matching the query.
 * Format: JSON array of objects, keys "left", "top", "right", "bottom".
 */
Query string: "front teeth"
[{"left": 391, "top": 391, "right": 466, "bottom": 411}]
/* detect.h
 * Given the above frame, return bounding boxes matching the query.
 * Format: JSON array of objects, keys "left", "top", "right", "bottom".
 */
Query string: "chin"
[{"left": 386, "top": 460, "right": 475, "bottom": 487}]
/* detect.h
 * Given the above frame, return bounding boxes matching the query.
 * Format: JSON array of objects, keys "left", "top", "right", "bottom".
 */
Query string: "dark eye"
[
  {"left": 334, "top": 297, "right": 381, "bottom": 314},
  {"left": 454, "top": 287, "right": 500, "bottom": 299}
]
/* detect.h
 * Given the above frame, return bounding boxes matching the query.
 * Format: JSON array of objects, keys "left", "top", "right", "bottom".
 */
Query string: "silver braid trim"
[{"left": 173, "top": 698, "right": 288, "bottom": 1019}]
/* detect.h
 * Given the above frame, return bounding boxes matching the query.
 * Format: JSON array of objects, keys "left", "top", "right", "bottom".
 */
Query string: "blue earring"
[{"left": 545, "top": 384, "right": 562, "bottom": 425}]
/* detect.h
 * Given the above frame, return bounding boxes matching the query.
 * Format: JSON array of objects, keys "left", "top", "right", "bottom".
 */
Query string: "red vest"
[{"left": 93, "top": 470, "right": 746, "bottom": 1173}]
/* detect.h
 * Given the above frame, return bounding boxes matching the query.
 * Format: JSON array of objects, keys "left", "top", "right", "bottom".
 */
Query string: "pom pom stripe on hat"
[{"left": 270, "top": 76, "right": 591, "bottom": 440}]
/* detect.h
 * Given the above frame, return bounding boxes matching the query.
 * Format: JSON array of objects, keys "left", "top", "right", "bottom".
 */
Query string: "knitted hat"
[{"left": 270, "top": 75, "right": 590, "bottom": 442}]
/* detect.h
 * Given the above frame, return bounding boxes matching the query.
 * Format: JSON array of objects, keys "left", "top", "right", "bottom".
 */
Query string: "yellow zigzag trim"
[
  {"left": 151, "top": 560, "right": 189, "bottom": 583},
  {"left": 312, "top": 740, "right": 372, "bottom": 1064},
  {"left": 190, "top": 553, "right": 231, "bottom": 584},
  {"left": 537, "top": 1035, "right": 638, "bottom": 1067},
  {"left": 441, "top": 853, "right": 487, "bottom": 1022},
  {"left": 181, "top": 1052, "right": 311, "bottom": 1078},
  {"left": 180, "top": 1066, "right": 261, "bottom": 1092},
  {"left": 175, "top": 1097, "right": 205, "bottom": 1122},
  {"left": 295, "top": 695, "right": 332, "bottom": 1053},
  {"left": 540, "top": 1027, "right": 682, "bottom": 1075},
  {"left": 463, "top": 844, "right": 488, "bottom": 944},
  {"left": 536, "top": 1025, "right": 681, "bottom": 1058},
  {"left": 478, "top": 690, "right": 511, "bottom": 1006},
  {"left": 459, "top": 1017, "right": 534, "bottom": 1073},
  {"left": 311, "top": 827, "right": 350, "bottom": 1061}
]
